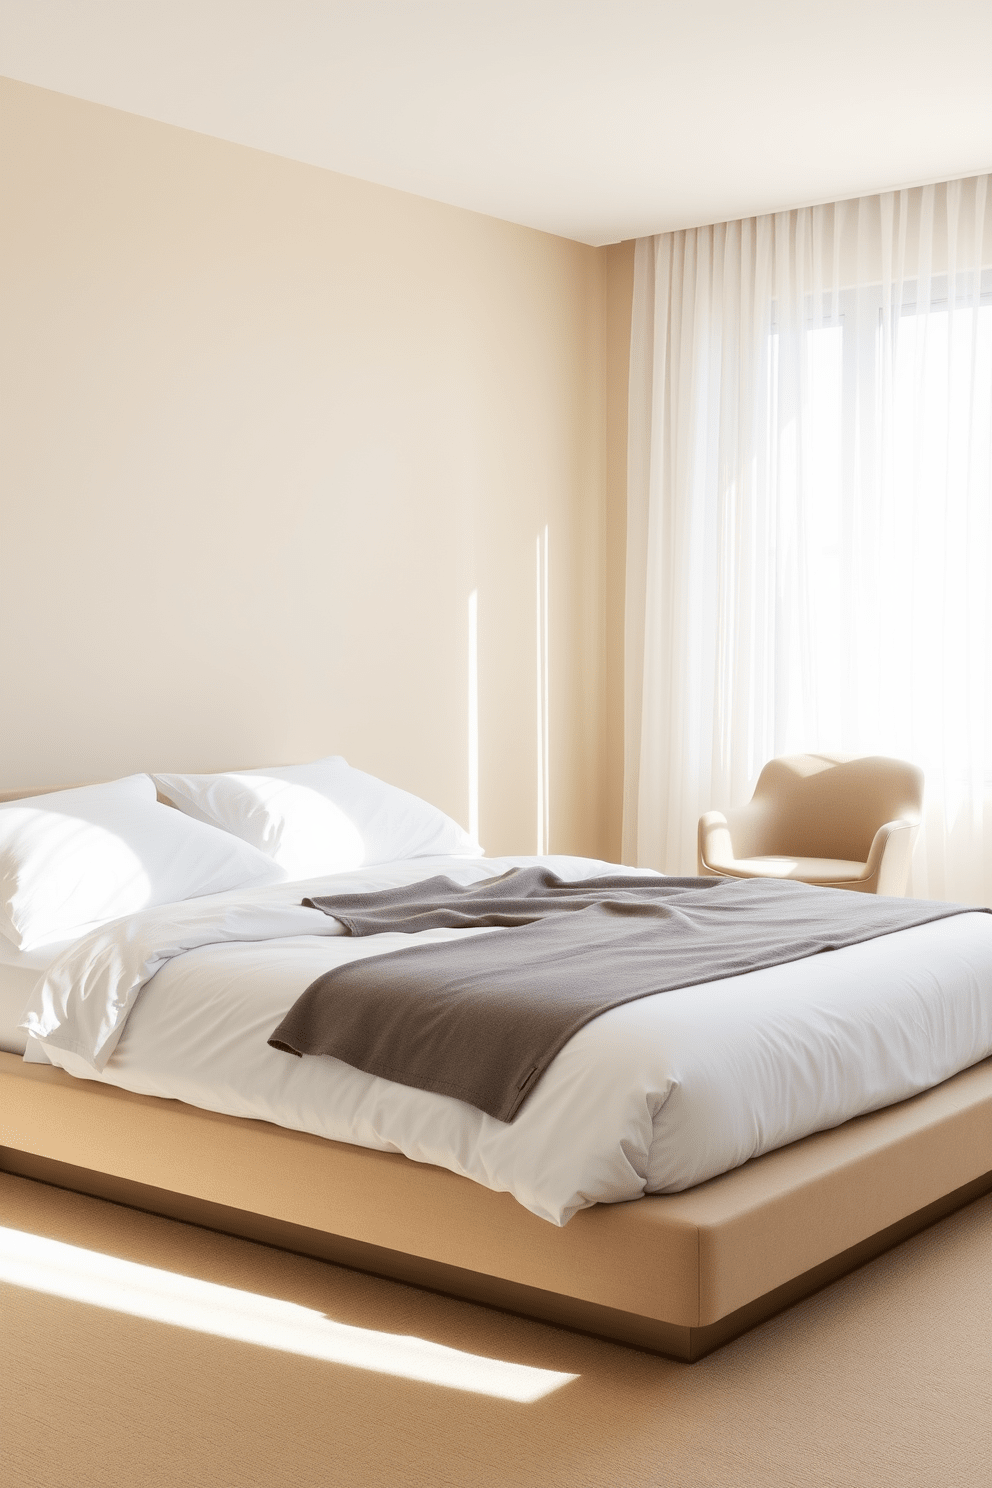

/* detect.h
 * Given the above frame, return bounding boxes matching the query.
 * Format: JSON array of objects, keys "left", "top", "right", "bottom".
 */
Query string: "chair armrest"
[
  {"left": 864, "top": 819, "right": 920, "bottom": 896},
  {"left": 698, "top": 811, "right": 734, "bottom": 875}
]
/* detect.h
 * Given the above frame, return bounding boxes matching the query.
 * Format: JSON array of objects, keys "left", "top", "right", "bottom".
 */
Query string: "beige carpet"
[{"left": 2, "top": 1172, "right": 990, "bottom": 1488}]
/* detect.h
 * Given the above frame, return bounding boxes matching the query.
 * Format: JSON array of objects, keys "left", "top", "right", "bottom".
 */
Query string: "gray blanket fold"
[{"left": 268, "top": 868, "right": 984, "bottom": 1122}]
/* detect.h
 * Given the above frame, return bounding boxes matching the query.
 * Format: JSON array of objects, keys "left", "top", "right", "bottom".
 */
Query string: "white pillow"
[
  {"left": 0, "top": 775, "right": 285, "bottom": 950},
  {"left": 153, "top": 757, "right": 482, "bottom": 880}
]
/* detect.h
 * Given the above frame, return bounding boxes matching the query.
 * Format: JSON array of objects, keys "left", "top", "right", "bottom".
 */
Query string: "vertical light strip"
[
  {"left": 542, "top": 525, "right": 550, "bottom": 853},
  {"left": 467, "top": 588, "right": 479, "bottom": 845},
  {"left": 535, "top": 535, "right": 545, "bottom": 853},
  {"left": 535, "top": 527, "right": 550, "bottom": 854}
]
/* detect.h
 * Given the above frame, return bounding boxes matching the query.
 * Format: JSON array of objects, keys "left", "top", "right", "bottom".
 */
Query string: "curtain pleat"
[{"left": 625, "top": 174, "right": 992, "bottom": 904}]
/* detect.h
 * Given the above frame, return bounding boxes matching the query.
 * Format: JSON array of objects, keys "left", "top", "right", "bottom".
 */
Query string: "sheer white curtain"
[{"left": 624, "top": 174, "right": 992, "bottom": 903}]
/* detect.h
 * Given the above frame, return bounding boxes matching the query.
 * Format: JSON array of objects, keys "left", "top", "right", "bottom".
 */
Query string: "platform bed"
[
  {"left": 4, "top": 1049, "right": 991, "bottom": 1361},
  {"left": 5, "top": 778, "right": 992, "bottom": 1359}
]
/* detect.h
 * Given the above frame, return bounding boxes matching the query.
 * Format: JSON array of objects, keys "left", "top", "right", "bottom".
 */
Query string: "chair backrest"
[{"left": 726, "top": 754, "right": 924, "bottom": 862}]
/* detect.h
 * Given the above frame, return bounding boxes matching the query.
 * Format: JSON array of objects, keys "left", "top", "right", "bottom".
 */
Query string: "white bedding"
[
  {"left": 18, "top": 856, "right": 992, "bottom": 1226},
  {"left": 0, "top": 935, "right": 74, "bottom": 1055}
]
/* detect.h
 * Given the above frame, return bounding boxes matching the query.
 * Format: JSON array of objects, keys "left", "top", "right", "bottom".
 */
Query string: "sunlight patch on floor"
[{"left": 0, "top": 1225, "right": 577, "bottom": 1402}]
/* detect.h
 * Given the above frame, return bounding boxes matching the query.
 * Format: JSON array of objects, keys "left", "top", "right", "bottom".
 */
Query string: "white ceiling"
[{"left": 2, "top": 0, "right": 991, "bottom": 246}]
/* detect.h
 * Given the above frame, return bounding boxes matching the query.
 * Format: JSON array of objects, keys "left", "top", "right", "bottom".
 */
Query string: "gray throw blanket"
[{"left": 268, "top": 868, "right": 984, "bottom": 1122}]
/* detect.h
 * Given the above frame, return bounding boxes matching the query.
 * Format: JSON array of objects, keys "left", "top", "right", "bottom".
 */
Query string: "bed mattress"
[{"left": 19, "top": 855, "right": 992, "bottom": 1227}]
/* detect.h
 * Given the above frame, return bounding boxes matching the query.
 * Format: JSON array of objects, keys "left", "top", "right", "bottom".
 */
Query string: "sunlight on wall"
[
  {"left": 535, "top": 527, "right": 550, "bottom": 853},
  {"left": 0, "top": 1226, "right": 577, "bottom": 1402},
  {"left": 467, "top": 589, "right": 479, "bottom": 846}
]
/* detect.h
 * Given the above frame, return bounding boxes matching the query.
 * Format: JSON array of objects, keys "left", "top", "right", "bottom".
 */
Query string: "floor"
[{"left": 2, "top": 1171, "right": 990, "bottom": 1487}]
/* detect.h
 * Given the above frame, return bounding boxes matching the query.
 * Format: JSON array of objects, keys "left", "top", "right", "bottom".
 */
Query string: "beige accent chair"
[{"left": 697, "top": 754, "right": 924, "bottom": 896}]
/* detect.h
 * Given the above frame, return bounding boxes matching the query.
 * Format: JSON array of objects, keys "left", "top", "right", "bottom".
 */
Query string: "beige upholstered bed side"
[
  {"left": 0, "top": 785, "right": 89, "bottom": 800},
  {"left": 0, "top": 783, "right": 217, "bottom": 805},
  {"left": 3, "top": 1053, "right": 992, "bottom": 1360}
]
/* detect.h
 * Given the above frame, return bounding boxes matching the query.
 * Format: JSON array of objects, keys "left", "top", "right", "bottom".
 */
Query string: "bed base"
[{"left": 3, "top": 1050, "right": 992, "bottom": 1362}]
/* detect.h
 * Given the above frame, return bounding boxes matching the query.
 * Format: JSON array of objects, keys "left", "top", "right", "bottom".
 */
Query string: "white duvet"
[{"left": 19, "top": 855, "right": 992, "bottom": 1225}]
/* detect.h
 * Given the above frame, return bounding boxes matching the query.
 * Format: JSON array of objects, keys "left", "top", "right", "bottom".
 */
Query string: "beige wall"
[{"left": 0, "top": 78, "right": 628, "bottom": 859}]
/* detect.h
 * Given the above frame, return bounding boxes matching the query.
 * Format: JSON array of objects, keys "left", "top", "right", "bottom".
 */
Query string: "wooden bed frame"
[{"left": 3, "top": 784, "right": 992, "bottom": 1360}]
